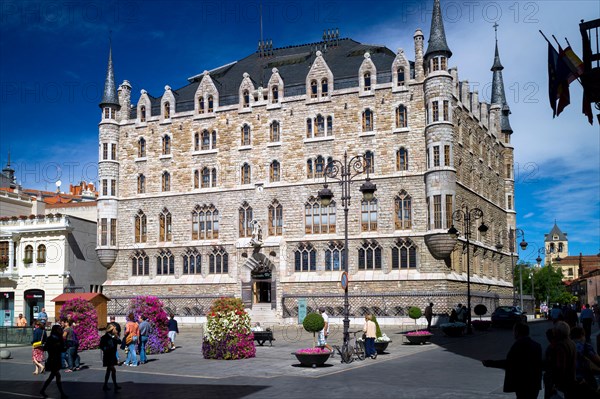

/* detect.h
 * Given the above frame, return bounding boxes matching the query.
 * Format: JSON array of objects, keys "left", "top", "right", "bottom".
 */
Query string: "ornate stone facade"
[{"left": 97, "top": 0, "right": 517, "bottom": 321}]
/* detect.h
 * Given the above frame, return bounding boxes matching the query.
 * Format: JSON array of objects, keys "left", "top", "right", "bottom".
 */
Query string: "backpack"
[{"left": 68, "top": 329, "right": 79, "bottom": 349}]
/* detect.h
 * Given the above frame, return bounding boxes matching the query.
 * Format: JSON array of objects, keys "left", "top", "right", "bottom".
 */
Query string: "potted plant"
[
  {"left": 405, "top": 330, "right": 433, "bottom": 345},
  {"left": 440, "top": 322, "right": 467, "bottom": 337},
  {"left": 0, "top": 256, "right": 8, "bottom": 272},
  {"left": 472, "top": 304, "right": 491, "bottom": 331},
  {"left": 293, "top": 312, "right": 330, "bottom": 367},
  {"left": 23, "top": 257, "right": 33, "bottom": 265},
  {"left": 372, "top": 315, "right": 391, "bottom": 354}
]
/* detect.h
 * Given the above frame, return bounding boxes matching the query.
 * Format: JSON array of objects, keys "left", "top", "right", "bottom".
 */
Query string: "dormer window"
[
  {"left": 208, "top": 95, "right": 214, "bottom": 112},
  {"left": 242, "top": 90, "right": 250, "bottom": 108},
  {"left": 321, "top": 79, "right": 328, "bottom": 96},
  {"left": 363, "top": 72, "right": 371, "bottom": 91},
  {"left": 198, "top": 96, "right": 205, "bottom": 113},
  {"left": 310, "top": 80, "right": 318, "bottom": 98},
  {"left": 164, "top": 102, "right": 170, "bottom": 118},
  {"left": 397, "top": 68, "right": 405, "bottom": 86},
  {"left": 271, "top": 86, "right": 278, "bottom": 103},
  {"left": 140, "top": 106, "right": 146, "bottom": 122}
]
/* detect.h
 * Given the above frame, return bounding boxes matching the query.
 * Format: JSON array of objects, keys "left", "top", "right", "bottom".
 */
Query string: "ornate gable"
[
  {"left": 358, "top": 52, "right": 377, "bottom": 95},
  {"left": 305, "top": 51, "right": 334, "bottom": 101}
]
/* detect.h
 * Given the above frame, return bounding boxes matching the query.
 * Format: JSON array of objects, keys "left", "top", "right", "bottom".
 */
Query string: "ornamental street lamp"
[
  {"left": 317, "top": 151, "right": 376, "bottom": 363},
  {"left": 509, "top": 228, "right": 528, "bottom": 310},
  {"left": 448, "top": 206, "right": 488, "bottom": 334}
]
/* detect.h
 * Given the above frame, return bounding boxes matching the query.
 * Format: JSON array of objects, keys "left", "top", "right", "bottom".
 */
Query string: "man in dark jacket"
[
  {"left": 482, "top": 322, "right": 543, "bottom": 399},
  {"left": 108, "top": 316, "right": 122, "bottom": 365}
]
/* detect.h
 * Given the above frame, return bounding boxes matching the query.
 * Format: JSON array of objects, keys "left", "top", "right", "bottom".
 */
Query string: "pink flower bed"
[
  {"left": 127, "top": 296, "right": 170, "bottom": 354},
  {"left": 59, "top": 298, "right": 100, "bottom": 350},
  {"left": 406, "top": 330, "right": 433, "bottom": 336},
  {"left": 295, "top": 347, "right": 331, "bottom": 354}
]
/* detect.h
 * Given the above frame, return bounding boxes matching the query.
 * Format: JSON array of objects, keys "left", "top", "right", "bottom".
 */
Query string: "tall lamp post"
[
  {"left": 317, "top": 151, "right": 376, "bottom": 363},
  {"left": 509, "top": 228, "right": 528, "bottom": 310},
  {"left": 448, "top": 206, "right": 488, "bottom": 334}
]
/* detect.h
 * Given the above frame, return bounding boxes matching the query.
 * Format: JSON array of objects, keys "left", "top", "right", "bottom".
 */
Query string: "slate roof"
[
  {"left": 141, "top": 38, "right": 406, "bottom": 117},
  {"left": 544, "top": 223, "right": 568, "bottom": 242}
]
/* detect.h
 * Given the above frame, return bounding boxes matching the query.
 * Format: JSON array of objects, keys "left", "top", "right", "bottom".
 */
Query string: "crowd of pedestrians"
[{"left": 482, "top": 303, "right": 600, "bottom": 399}]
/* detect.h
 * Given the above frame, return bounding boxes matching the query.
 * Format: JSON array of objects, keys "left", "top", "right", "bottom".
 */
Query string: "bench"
[{"left": 252, "top": 330, "right": 275, "bottom": 346}]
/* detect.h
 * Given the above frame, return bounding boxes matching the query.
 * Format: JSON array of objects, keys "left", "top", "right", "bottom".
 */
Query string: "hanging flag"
[
  {"left": 555, "top": 45, "right": 571, "bottom": 116},
  {"left": 581, "top": 30, "right": 594, "bottom": 125},
  {"left": 562, "top": 46, "right": 584, "bottom": 81},
  {"left": 547, "top": 43, "right": 559, "bottom": 117}
]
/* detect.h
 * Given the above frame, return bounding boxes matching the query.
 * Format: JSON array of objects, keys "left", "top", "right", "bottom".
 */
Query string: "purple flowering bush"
[
  {"left": 202, "top": 298, "right": 255, "bottom": 360},
  {"left": 59, "top": 298, "right": 99, "bottom": 350},
  {"left": 127, "top": 296, "right": 170, "bottom": 354}
]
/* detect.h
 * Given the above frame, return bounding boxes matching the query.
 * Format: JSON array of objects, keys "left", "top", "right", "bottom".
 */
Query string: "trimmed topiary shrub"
[
  {"left": 408, "top": 306, "right": 422, "bottom": 328},
  {"left": 474, "top": 304, "right": 488, "bottom": 320},
  {"left": 303, "top": 312, "right": 325, "bottom": 347},
  {"left": 59, "top": 298, "right": 99, "bottom": 350},
  {"left": 127, "top": 296, "right": 170, "bottom": 354},
  {"left": 202, "top": 297, "right": 255, "bottom": 360}
]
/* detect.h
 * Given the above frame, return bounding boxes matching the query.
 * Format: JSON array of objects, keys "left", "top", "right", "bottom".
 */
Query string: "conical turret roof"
[
  {"left": 99, "top": 45, "right": 120, "bottom": 109},
  {"left": 425, "top": 0, "right": 452, "bottom": 59}
]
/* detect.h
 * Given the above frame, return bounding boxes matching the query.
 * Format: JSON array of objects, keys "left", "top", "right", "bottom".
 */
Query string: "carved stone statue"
[{"left": 249, "top": 219, "right": 263, "bottom": 247}]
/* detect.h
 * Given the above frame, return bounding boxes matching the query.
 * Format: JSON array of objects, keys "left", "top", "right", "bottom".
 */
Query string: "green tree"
[{"left": 533, "top": 263, "right": 573, "bottom": 304}]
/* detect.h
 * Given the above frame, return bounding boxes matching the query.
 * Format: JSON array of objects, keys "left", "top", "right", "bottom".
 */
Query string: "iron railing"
[{"left": 107, "top": 295, "right": 233, "bottom": 317}]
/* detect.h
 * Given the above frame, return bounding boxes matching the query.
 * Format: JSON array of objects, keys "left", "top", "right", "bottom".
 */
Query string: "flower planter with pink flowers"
[
  {"left": 405, "top": 330, "right": 433, "bottom": 345},
  {"left": 293, "top": 347, "right": 331, "bottom": 367}
]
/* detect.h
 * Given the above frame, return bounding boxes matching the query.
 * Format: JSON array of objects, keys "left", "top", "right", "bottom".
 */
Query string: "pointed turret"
[
  {"left": 425, "top": 0, "right": 452, "bottom": 59},
  {"left": 99, "top": 45, "right": 120, "bottom": 109},
  {"left": 490, "top": 25, "right": 512, "bottom": 133}
]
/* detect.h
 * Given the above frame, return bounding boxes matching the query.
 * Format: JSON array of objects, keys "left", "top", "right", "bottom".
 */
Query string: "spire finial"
[
  {"left": 425, "top": 0, "right": 452, "bottom": 59},
  {"left": 493, "top": 22, "right": 498, "bottom": 41},
  {"left": 99, "top": 35, "right": 120, "bottom": 109}
]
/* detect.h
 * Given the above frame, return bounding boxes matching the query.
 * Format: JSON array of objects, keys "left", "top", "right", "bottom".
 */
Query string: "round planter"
[
  {"left": 442, "top": 327, "right": 464, "bottom": 337},
  {"left": 293, "top": 352, "right": 331, "bottom": 368},
  {"left": 0, "top": 350, "right": 11, "bottom": 359},
  {"left": 374, "top": 341, "right": 391, "bottom": 354},
  {"left": 405, "top": 335, "right": 432, "bottom": 345}
]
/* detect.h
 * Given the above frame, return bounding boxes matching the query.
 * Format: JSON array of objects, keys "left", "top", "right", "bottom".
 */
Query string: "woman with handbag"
[
  {"left": 31, "top": 321, "right": 47, "bottom": 375},
  {"left": 123, "top": 313, "right": 140, "bottom": 367}
]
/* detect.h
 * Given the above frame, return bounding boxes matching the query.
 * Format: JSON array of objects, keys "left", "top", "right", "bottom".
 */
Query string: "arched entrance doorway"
[
  {"left": 241, "top": 252, "right": 276, "bottom": 310},
  {"left": 252, "top": 263, "right": 272, "bottom": 304}
]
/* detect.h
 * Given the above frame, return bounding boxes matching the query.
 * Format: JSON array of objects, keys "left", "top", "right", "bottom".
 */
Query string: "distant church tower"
[{"left": 544, "top": 222, "right": 568, "bottom": 264}]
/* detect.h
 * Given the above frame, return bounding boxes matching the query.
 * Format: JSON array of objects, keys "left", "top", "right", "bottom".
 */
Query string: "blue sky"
[{"left": 0, "top": 0, "right": 598, "bottom": 259}]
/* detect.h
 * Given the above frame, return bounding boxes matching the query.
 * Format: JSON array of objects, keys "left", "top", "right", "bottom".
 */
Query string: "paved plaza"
[{"left": 0, "top": 320, "right": 593, "bottom": 399}]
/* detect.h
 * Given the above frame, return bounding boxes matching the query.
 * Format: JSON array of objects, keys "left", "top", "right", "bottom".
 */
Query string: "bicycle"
[{"left": 333, "top": 330, "right": 366, "bottom": 363}]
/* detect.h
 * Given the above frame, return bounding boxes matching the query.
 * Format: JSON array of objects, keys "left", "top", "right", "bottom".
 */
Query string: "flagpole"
[
  {"left": 551, "top": 35, "right": 562, "bottom": 49},
  {"left": 561, "top": 36, "right": 585, "bottom": 88},
  {"left": 539, "top": 30, "right": 554, "bottom": 46}
]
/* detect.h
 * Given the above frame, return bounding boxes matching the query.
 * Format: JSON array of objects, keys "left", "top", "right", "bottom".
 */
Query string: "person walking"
[
  {"left": 317, "top": 307, "right": 333, "bottom": 354},
  {"left": 108, "top": 316, "right": 122, "bottom": 365},
  {"left": 40, "top": 324, "right": 68, "bottom": 399},
  {"left": 167, "top": 314, "right": 178, "bottom": 350},
  {"left": 138, "top": 315, "right": 151, "bottom": 365},
  {"left": 482, "top": 322, "right": 543, "bottom": 399},
  {"left": 99, "top": 324, "right": 121, "bottom": 392},
  {"left": 63, "top": 320, "right": 80, "bottom": 372},
  {"left": 424, "top": 303, "right": 434, "bottom": 331},
  {"left": 31, "top": 321, "right": 47, "bottom": 375},
  {"left": 570, "top": 326, "right": 600, "bottom": 397},
  {"left": 363, "top": 314, "right": 377, "bottom": 359},
  {"left": 579, "top": 304, "right": 594, "bottom": 343},
  {"left": 123, "top": 313, "right": 139, "bottom": 367}
]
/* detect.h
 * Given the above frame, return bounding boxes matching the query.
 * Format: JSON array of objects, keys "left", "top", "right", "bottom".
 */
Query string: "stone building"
[{"left": 98, "top": 0, "right": 518, "bottom": 323}]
